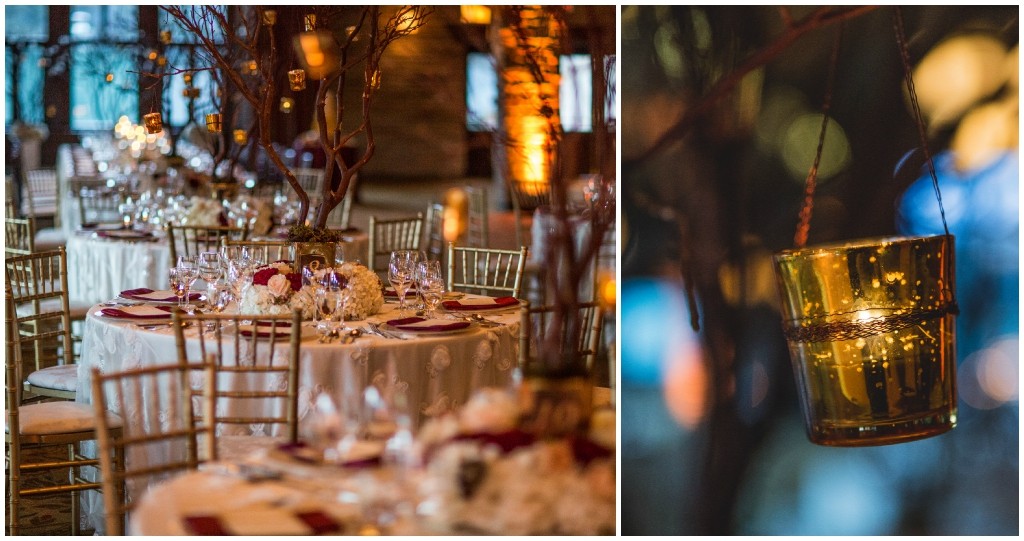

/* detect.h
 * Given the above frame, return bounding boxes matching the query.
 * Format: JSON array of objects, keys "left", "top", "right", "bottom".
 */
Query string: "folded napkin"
[
  {"left": 441, "top": 296, "right": 519, "bottom": 311},
  {"left": 120, "top": 288, "right": 202, "bottom": 302},
  {"left": 183, "top": 510, "right": 343, "bottom": 536},
  {"left": 386, "top": 317, "right": 471, "bottom": 332},
  {"left": 96, "top": 229, "right": 153, "bottom": 240},
  {"left": 99, "top": 305, "right": 174, "bottom": 319}
]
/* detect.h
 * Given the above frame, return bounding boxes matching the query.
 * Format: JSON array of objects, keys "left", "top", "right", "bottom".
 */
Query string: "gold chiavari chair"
[
  {"left": 77, "top": 189, "right": 125, "bottom": 226},
  {"left": 21, "top": 168, "right": 58, "bottom": 222},
  {"left": 5, "top": 290, "right": 115, "bottom": 536},
  {"left": 447, "top": 242, "right": 529, "bottom": 298},
  {"left": 5, "top": 247, "right": 79, "bottom": 400},
  {"left": 367, "top": 213, "right": 424, "bottom": 275},
  {"left": 517, "top": 300, "right": 605, "bottom": 372},
  {"left": 424, "top": 202, "right": 445, "bottom": 262},
  {"left": 221, "top": 238, "right": 296, "bottom": 264},
  {"left": 91, "top": 361, "right": 205, "bottom": 535},
  {"left": 172, "top": 309, "right": 303, "bottom": 463},
  {"left": 465, "top": 184, "right": 489, "bottom": 248},
  {"left": 167, "top": 224, "right": 249, "bottom": 263},
  {"left": 5, "top": 215, "right": 36, "bottom": 257}
]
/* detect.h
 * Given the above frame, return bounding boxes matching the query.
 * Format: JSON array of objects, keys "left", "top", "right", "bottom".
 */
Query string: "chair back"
[
  {"left": 21, "top": 168, "right": 58, "bottom": 218},
  {"left": 172, "top": 309, "right": 303, "bottom": 461},
  {"left": 78, "top": 190, "right": 125, "bottom": 225},
  {"left": 221, "top": 238, "right": 296, "bottom": 263},
  {"left": 518, "top": 300, "right": 604, "bottom": 371},
  {"left": 167, "top": 224, "right": 248, "bottom": 263},
  {"left": 424, "top": 202, "right": 445, "bottom": 262},
  {"left": 91, "top": 362, "right": 205, "bottom": 535},
  {"left": 447, "top": 242, "right": 528, "bottom": 298},
  {"left": 67, "top": 176, "right": 111, "bottom": 198},
  {"left": 5, "top": 248, "right": 74, "bottom": 382},
  {"left": 5, "top": 216, "right": 36, "bottom": 257},
  {"left": 367, "top": 213, "right": 424, "bottom": 274},
  {"left": 293, "top": 167, "right": 325, "bottom": 199},
  {"left": 465, "top": 185, "right": 489, "bottom": 248},
  {"left": 324, "top": 172, "right": 358, "bottom": 230}
]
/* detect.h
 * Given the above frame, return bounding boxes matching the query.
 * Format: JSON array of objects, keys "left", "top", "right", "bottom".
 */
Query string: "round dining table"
[{"left": 75, "top": 293, "right": 521, "bottom": 534}]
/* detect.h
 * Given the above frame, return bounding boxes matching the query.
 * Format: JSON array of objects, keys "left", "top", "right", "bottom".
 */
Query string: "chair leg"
[
  {"left": 69, "top": 443, "right": 81, "bottom": 536},
  {"left": 8, "top": 444, "right": 20, "bottom": 535}
]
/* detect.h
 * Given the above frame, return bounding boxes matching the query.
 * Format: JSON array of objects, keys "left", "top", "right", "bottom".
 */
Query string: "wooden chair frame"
[
  {"left": 6, "top": 291, "right": 107, "bottom": 536},
  {"left": 172, "top": 309, "right": 303, "bottom": 462},
  {"left": 447, "top": 242, "right": 529, "bottom": 298},
  {"left": 5, "top": 247, "right": 77, "bottom": 400},
  {"left": 91, "top": 361, "right": 205, "bottom": 535},
  {"left": 167, "top": 224, "right": 248, "bottom": 263},
  {"left": 518, "top": 300, "right": 605, "bottom": 372},
  {"left": 367, "top": 213, "right": 424, "bottom": 275},
  {"left": 21, "top": 168, "right": 59, "bottom": 220},
  {"left": 5, "top": 215, "right": 36, "bottom": 257},
  {"left": 424, "top": 202, "right": 445, "bottom": 262},
  {"left": 465, "top": 185, "right": 489, "bottom": 248}
]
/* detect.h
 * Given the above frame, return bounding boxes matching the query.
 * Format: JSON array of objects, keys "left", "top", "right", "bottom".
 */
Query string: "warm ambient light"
[
  {"left": 442, "top": 188, "right": 468, "bottom": 243},
  {"left": 460, "top": 6, "right": 492, "bottom": 25}
]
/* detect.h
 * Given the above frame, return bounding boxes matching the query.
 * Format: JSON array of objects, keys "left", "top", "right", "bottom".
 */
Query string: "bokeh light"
[
  {"left": 913, "top": 35, "right": 1010, "bottom": 128},
  {"left": 781, "top": 113, "right": 851, "bottom": 182}
]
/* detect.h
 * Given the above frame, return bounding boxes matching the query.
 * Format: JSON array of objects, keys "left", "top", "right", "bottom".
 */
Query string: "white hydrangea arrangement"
[
  {"left": 311, "top": 262, "right": 385, "bottom": 320},
  {"left": 415, "top": 388, "right": 616, "bottom": 536},
  {"left": 182, "top": 196, "right": 224, "bottom": 227}
]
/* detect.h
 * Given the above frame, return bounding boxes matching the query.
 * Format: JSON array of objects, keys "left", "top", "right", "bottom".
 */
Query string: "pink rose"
[{"left": 267, "top": 274, "right": 292, "bottom": 298}]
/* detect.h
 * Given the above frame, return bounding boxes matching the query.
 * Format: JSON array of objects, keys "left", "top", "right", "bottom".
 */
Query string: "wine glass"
[
  {"left": 198, "top": 251, "right": 221, "bottom": 299},
  {"left": 177, "top": 256, "right": 200, "bottom": 314},
  {"left": 419, "top": 276, "right": 444, "bottom": 319},
  {"left": 388, "top": 251, "right": 416, "bottom": 316},
  {"left": 168, "top": 267, "right": 187, "bottom": 310},
  {"left": 226, "top": 258, "right": 254, "bottom": 314}
]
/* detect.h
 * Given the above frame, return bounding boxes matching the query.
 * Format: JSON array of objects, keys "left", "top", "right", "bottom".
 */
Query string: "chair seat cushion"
[
  {"left": 34, "top": 227, "right": 67, "bottom": 251},
  {"left": 7, "top": 401, "right": 122, "bottom": 436},
  {"left": 26, "top": 364, "right": 79, "bottom": 393}
]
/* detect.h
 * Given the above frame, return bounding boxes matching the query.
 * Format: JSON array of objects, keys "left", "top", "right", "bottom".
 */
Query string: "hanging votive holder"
[
  {"left": 288, "top": 69, "right": 307, "bottom": 91},
  {"left": 773, "top": 235, "right": 958, "bottom": 447},
  {"left": 143, "top": 112, "right": 163, "bottom": 134},
  {"left": 183, "top": 73, "right": 193, "bottom": 86},
  {"left": 205, "top": 113, "right": 223, "bottom": 133},
  {"left": 182, "top": 87, "right": 200, "bottom": 99},
  {"left": 233, "top": 129, "right": 248, "bottom": 145},
  {"left": 262, "top": 9, "right": 277, "bottom": 26},
  {"left": 279, "top": 97, "right": 294, "bottom": 114},
  {"left": 304, "top": 14, "right": 317, "bottom": 32},
  {"left": 159, "top": 30, "right": 172, "bottom": 44}
]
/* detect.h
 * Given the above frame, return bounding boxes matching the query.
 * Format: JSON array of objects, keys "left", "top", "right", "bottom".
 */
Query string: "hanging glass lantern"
[
  {"left": 159, "top": 30, "right": 172, "bottom": 44},
  {"left": 304, "top": 13, "right": 316, "bottom": 31},
  {"left": 288, "top": 69, "right": 307, "bottom": 91},
  {"left": 183, "top": 73, "right": 193, "bottom": 85},
  {"left": 143, "top": 112, "right": 164, "bottom": 134},
  {"left": 774, "top": 235, "right": 958, "bottom": 447},
  {"left": 182, "top": 87, "right": 200, "bottom": 99},
  {"left": 262, "top": 9, "right": 277, "bottom": 26},
  {"left": 205, "top": 113, "right": 223, "bottom": 133}
]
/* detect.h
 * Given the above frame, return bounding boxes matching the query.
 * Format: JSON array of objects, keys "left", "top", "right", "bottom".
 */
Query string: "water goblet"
[
  {"left": 177, "top": 256, "right": 200, "bottom": 314},
  {"left": 198, "top": 251, "right": 222, "bottom": 299},
  {"left": 168, "top": 267, "right": 187, "bottom": 310},
  {"left": 388, "top": 251, "right": 416, "bottom": 316},
  {"left": 420, "top": 277, "right": 444, "bottom": 319}
]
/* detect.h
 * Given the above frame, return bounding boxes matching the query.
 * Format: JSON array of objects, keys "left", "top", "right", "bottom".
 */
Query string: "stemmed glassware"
[
  {"left": 177, "top": 255, "right": 200, "bottom": 314},
  {"left": 198, "top": 251, "right": 222, "bottom": 302},
  {"left": 416, "top": 260, "right": 444, "bottom": 318},
  {"left": 388, "top": 251, "right": 417, "bottom": 316},
  {"left": 168, "top": 267, "right": 187, "bottom": 310}
]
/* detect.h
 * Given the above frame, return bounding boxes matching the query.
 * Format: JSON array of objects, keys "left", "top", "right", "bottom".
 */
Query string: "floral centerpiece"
[
  {"left": 414, "top": 388, "right": 616, "bottom": 536},
  {"left": 311, "top": 262, "right": 385, "bottom": 320},
  {"left": 238, "top": 261, "right": 314, "bottom": 318},
  {"left": 227, "top": 195, "right": 273, "bottom": 236},
  {"left": 238, "top": 260, "right": 384, "bottom": 320},
  {"left": 181, "top": 196, "right": 225, "bottom": 227}
]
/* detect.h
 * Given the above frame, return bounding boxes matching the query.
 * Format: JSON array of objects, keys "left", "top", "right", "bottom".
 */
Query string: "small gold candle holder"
[
  {"left": 233, "top": 129, "right": 248, "bottom": 145},
  {"left": 182, "top": 87, "right": 200, "bottom": 99},
  {"left": 157, "top": 56, "right": 167, "bottom": 67},
  {"left": 105, "top": 73, "right": 114, "bottom": 83},
  {"left": 143, "top": 112, "right": 163, "bottom": 134},
  {"left": 304, "top": 14, "right": 316, "bottom": 31},
  {"left": 279, "top": 97, "right": 294, "bottom": 114},
  {"left": 183, "top": 73, "right": 193, "bottom": 85},
  {"left": 205, "top": 113, "right": 223, "bottom": 133},
  {"left": 159, "top": 30, "right": 172, "bottom": 44},
  {"left": 248, "top": 60, "right": 258, "bottom": 74},
  {"left": 288, "top": 69, "right": 307, "bottom": 91},
  {"left": 262, "top": 9, "right": 277, "bottom": 25}
]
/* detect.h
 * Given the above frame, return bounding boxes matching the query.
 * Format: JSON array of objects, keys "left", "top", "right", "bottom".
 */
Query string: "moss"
[{"left": 286, "top": 225, "right": 344, "bottom": 243}]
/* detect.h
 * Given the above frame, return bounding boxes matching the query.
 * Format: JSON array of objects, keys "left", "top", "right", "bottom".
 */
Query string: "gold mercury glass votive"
[
  {"left": 304, "top": 14, "right": 316, "bottom": 31},
  {"left": 205, "top": 113, "right": 223, "bottom": 133},
  {"left": 288, "top": 69, "right": 307, "bottom": 91},
  {"left": 233, "top": 129, "right": 248, "bottom": 145},
  {"left": 182, "top": 87, "right": 200, "bottom": 99},
  {"left": 142, "top": 112, "right": 163, "bottom": 134},
  {"left": 773, "top": 235, "right": 957, "bottom": 447},
  {"left": 262, "top": 9, "right": 277, "bottom": 25}
]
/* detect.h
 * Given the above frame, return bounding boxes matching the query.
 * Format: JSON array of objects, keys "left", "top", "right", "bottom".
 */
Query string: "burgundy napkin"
[
  {"left": 96, "top": 230, "right": 153, "bottom": 240},
  {"left": 385, "top": 317, "right": 471, "bottom": 332},
  {"left": 441, "top": 296, "right": 519, "bottom": 311},
  {"left": 98, "top": 305, "right": 173, "bottom": 319},
  {"left": 120, "top": 288, "right": 202, "bottom": 302}
]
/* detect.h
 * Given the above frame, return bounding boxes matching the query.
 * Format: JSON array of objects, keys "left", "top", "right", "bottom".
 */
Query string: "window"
[
  {"left": 160, "top": 6, "right": 224, "bottom": 128},
  {"left": 466, "top": 52, "right": 602, "bottom": 133},
  {"left": 69, "top": 5, "right": 139, "bottom": 131},
  {"left": 5, "top": 5, "right": 48, "bottom": 126}
]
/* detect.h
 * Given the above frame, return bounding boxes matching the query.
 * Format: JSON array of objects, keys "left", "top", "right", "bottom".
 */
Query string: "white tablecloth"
[
  {"left": 76, "top": 298, "right": 520, "bottom": 533},
  {"left": 65, "top": 233, "right": 171, "bottom": 305}
]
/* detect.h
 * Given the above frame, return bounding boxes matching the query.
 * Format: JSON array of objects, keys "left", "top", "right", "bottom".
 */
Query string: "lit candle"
[
  {"left": 233, "top": 129, "right": 248, "bottom": 145},
  {"left": 279, "top": 98, "right": 294, "bottom": 113}
]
